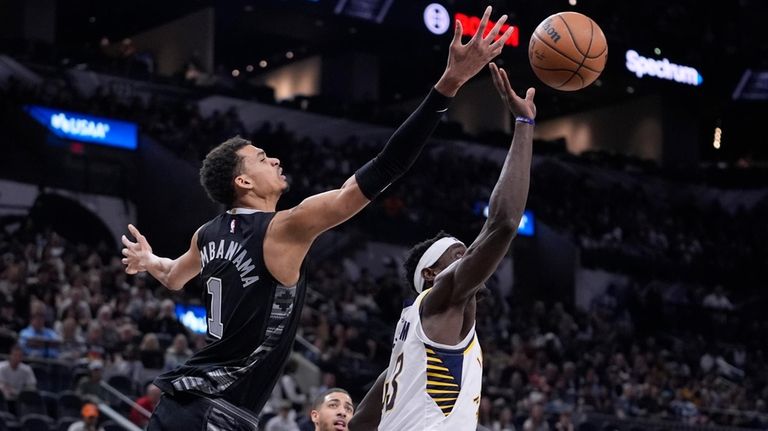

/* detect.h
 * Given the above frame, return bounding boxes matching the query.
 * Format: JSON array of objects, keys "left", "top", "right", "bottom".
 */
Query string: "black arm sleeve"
[{"left": 354, "top": 87, "right": 452, "bottom": 200}]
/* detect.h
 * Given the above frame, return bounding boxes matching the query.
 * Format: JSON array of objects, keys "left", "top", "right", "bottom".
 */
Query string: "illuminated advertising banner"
[
  {"left": 25, "top": 105, "right": 138, "bottom": 150},
  {"left": 423, "top": 3, "right": 519, "bottom": 47},
  {"left": 176, "top": 304, "right": 208, "bottom": 334},
  {"left": 455, "top": 12, "right": 519, "bottom": 47},
  {"left": 518, "top": 210, "right": 535, "bottom": 237},
  {"left": 477, "top": 203, "right": 535, "bottom": 237},
  {"left": 625, "top": 50, "right": 703, "bottom": 86}
]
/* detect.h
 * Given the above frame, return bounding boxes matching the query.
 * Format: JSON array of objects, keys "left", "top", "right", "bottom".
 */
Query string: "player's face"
[
  {"left": 235, "top": 145, "right": 288, "bottom": 196},
  {"left": 311, "top": 392, "right": 354, "bottom": 431}
]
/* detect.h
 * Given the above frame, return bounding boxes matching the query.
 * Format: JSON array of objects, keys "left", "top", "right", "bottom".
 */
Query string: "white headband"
[{"left": 413, "top": 237, "right": 464, "bottom": 293}]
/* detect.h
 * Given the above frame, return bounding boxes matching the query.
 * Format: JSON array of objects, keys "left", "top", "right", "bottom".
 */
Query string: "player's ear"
[
  {"left": 310, "top": 409, "right": 319, "bottom": 423},
  {"left": 422, "top": 267, "right": 436, "bottom": 283},
  {"left": 234, "top": 174, "right": 253, "bottom": 191}
]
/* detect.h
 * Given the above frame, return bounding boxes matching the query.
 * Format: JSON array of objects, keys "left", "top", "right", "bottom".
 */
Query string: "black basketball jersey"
[{"left": 154, "top": 208, "right": 307, "bottom": 414}]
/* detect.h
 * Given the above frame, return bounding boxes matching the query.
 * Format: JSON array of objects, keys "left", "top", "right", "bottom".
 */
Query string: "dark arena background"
[{"left": 1, "top": 0, "right": 767, "bottom": 430}]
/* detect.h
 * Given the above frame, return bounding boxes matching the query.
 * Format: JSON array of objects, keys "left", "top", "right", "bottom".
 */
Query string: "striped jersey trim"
[
  {"left": 172, "top": 284, "right": 296, "bottom": 394},
  {"left": 425, "top": 343, "right": 462, "bottom": 416}
]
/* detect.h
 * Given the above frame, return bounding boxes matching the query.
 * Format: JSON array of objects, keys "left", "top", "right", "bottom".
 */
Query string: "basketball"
[{"left": 529, "top": 12, "right": 608, "bottom": 91}]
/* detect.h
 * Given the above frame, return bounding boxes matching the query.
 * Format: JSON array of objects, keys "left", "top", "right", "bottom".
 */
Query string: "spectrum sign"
[
  {"left": 625, "top": 50, "right": 703, "bottom": 86},
  {"left": 25, "top": 105, "right": 138, "bottom": 150}
]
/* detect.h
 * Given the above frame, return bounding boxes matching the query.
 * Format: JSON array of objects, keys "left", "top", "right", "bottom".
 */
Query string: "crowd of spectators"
[
  {"left": 5, "top": 214, "right": 766, "bottom": 430},
  {"left": 528, "top": 158, "right": 768, "bottom": 285},
  {"left": 0, "top": 220, "right": 199, "bottom": 427},
  {"left": 261, "top": 133, "right": 768, "bottom": 290},
  {"left": 1, "top": 62, "right": 768, "bottom": 430},
  {"left": 296, "top": 253, "right": 768, "bottom": 430},
  {"left": 238, "top": 121, "right": 768, "bottom": 291},
  {"left": 3, "top": 66, "right": 768, "bottom": 288}
]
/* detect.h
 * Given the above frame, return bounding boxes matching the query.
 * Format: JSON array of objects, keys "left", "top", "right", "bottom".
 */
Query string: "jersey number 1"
[
  {"left": 207, "top": 277, "right": 224, "bottom": 339},
  {"left": 383, "top": 353, "right": 404, "bottom": 411}
]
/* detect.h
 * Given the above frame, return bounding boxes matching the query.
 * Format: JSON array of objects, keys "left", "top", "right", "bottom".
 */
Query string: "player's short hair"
[
  {"left": 312, "top": 388, "right": 351, "bottom": 410},
  {"left": 403, "top": 231, "right": 452, "bottom": 294},
  {"left": 199, "top": 136, "right": 252, "bottom": 206}
]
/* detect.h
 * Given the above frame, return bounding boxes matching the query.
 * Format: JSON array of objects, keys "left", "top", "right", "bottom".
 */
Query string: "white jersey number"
[{"left": 206, "top": 277, "right": 224, "bottom": 339}]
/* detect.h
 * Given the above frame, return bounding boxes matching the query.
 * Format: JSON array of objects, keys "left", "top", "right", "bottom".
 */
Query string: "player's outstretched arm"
[
  {"left": 425, "top": 64, "right": 535, "bottom": 311},
  {"left": 269, "top": 5, "right": 513, "bottom": 244},
  {"left": 121, "top": 224, "right": 201, "bottom": 291},
  {"left": 348, "top": 369, "right": 387, "bottom": 431}
]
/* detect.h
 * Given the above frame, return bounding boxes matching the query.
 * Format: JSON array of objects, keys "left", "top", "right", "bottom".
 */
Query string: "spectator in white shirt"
[
  {"left": 0, "top": 344, "right": 36, "bottom": 401},
  {"left": 264, "top": 401, "right": 299, "bottom": 431}
]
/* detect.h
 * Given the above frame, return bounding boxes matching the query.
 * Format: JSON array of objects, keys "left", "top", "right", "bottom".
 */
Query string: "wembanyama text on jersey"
[
  {"left": 378, "top": 290, "right": 483, "bottom": 431},
  {"left": 154, "top": 209, "right": 306, "bottom": 414}
]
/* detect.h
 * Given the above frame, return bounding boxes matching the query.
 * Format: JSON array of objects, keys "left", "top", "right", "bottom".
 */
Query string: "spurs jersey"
[
  {"left": 154, "top": 208, "right": 306, "bottom": 414},
  {"left": 378, "top": 289, "right": 483, "bottom": 431}
]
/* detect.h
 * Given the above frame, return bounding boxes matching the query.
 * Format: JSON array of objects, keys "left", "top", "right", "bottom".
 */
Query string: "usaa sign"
[{"left": 26, "top": 105, "right": 138, "bottom": 150}]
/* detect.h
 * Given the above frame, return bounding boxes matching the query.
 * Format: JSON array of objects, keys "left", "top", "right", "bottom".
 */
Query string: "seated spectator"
[
  {"left": 115, "top": 323, "right": 140, "bottom": 353},
  {"left": 57, "top": 285, "right": 92, "bottom": 327},
  {"left": 0, "top": 298, "right": 24, "bottom": 333},
  {"left": 492, "top": 407, "right": 516, "bottom": 431},
  {"left": 311, "top": 372, "right": 338, "bottom": 402},
  {"left": 68, "top": 403, "right": 105, "bottom": 431},
  {"left": 164, "top": 333, "right": 193, "bottom": 370},
  {"left": 58, "top": 317, "right": 86, "bottom": 361},
  {"left": 139, "top": 333, "right": 165, "bottom": 369},
  {"left": 19, "top": 311, "right": 61, "bottom": 359},
  {"left": 702, "top": 286, "right": 734, "bottom": 310},
  {"left": 112, "top": 343, "right": 144, "bottom": 384},
  {"left": 138, "top": 302, "right": 159, "bottom": 334},
  {"left": 0, "top": 344, "right": 36, "bottom": 401},
  {"left": 76, "top": 360, "right": 107, "bottom": 401},
  {"left": 275, "top": 359, "right": 307, "bottom": 412},
  {"left": 156, "top": 299, "right": 187, "bottom": 337},
  {"left": 95, "top": 305, "right": 120, "bottom": 351},
  {"left": 523, "top": 397, "right": 550, "bottom": 431},
  {"left": 129, "top": 383, "right": 162, "bottom": 427},
  {"left": 555, "top": 409, "right": 574, "bottom": 431},
  {"left": 265, "top": 400, "right": 299, "bottom": 431}
]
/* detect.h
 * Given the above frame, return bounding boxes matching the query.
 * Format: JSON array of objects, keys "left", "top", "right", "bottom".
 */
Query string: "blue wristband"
[{"left": 515, "top": 116, "right": 535, "bottom": 125}]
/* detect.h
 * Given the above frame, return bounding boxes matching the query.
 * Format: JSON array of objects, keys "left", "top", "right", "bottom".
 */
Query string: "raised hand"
[
  {"left": 489, "top": 62, "right": 536, "bottom": 120},
  {"left": 121, "top": 224, "right": 154, "bottom": 275},
  {"left": 436, "top": 6, "right": 516, "bottom": 96}
]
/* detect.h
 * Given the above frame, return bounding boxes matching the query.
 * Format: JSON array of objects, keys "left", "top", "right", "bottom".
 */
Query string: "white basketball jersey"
[{"left": 378, "top": 289, "right": 483, "bottom": 431}]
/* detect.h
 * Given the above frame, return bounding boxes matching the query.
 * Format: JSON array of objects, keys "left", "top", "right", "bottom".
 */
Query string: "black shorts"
[{"left": 147, "top": 392, "right": 260, "bottom": 431}]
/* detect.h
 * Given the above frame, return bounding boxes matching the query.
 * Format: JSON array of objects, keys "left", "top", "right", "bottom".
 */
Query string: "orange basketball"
[{"left": 528, "top": 12, "right": 608, "bottom": 91}]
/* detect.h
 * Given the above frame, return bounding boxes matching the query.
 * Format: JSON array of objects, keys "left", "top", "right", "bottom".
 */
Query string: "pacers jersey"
[
  {"left": 378, "top": 289, "right": 482, "bottom": 431},
  {"left": 154, "top": 208, "right": 307, "bottom": 414}
]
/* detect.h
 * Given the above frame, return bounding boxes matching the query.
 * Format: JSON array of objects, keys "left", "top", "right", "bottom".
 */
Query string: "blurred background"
[{"left": 0, "top": 0, "right": 767, "bottom": 430}]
